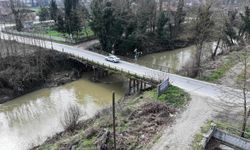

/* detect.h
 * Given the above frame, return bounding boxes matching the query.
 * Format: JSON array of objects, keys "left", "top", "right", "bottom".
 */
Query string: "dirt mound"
[
  {"left": 94, "top": 102, "right": 176, "bottom": 150},
  {"left": 129, "top": 102, "right": 175, "bottom": 120}
]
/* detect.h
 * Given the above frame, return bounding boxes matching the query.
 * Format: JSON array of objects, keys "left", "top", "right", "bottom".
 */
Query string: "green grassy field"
[{"left": 45, "top": 27, "right": 95, "bottom": 39}]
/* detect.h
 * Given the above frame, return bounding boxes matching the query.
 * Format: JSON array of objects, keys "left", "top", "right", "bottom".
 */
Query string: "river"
[
  {"left": 0, "top": 74, "right": 125, "bottom": 150},
  {"left": 137, "top": 42, "right": 219, "bottom": 73},
  {"left": 0, "top": 42, "right": 217, "bottom": 150}
]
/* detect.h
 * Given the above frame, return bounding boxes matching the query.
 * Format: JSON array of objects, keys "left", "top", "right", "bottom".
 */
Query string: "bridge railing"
[
  {"left": 86, "top": 49, "right": 171, "bottom": 73},
  {"left": 64, "top": 50, "right": 166, "bottom": 84}
]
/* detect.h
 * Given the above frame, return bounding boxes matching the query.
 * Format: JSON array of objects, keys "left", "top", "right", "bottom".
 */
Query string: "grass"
[
  {"left": 44, "top": 27, "right": 95, "bottom": 39},
  {"left": 192, "top": 120, "right": 213, "bottom": 150},
  {"left": 200, "top": 51, "right": 250, "bottom": 83},
  {"left": 215, "top": 121, "right": 250, "bottom": 139},
  {"left": 46, "top": 29, "right": 64, "bottom": 37},
  {"left": 156, "top": 85, "right": 190, "bottom": 108},
  {"left": 201, "top": 60, "right": 234, "bottom": 82},
  {"left": 35, "top": 144, "right": 58, "bottom": 150}
]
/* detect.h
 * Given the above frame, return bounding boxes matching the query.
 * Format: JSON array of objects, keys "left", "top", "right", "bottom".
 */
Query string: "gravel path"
[{"left": 151, "top": 93, "right": 216, "bottom": 150}]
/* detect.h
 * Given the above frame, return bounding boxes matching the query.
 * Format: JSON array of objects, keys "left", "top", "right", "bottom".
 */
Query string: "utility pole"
[
  {"left": 112, "top": 92, "right": 116, "bottom": 150},
  {"left": 50, "top": 35, "right": 53, "bottom": 50}
]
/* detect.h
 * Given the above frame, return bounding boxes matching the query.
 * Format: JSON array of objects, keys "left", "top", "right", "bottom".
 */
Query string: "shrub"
[{"left": 61, "top": 104, "right": 80, "bottom": 132}]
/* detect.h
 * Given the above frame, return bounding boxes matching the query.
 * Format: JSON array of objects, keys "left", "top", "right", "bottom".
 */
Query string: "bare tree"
[
  {"left": 61, "top": 104, "right": 81, "bottom": 132},
  {"left": 192, "top": 3, "right": 214, "bottom": 77},
  {"left": 9, "top": 0, "right": 28, "bottom": 31},
  {"left": 240, "top": 45, "right": 249, "bottom": 137}
]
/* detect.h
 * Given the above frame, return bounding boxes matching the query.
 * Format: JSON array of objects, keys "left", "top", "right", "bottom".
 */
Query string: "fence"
[{"left": 2, "top": 27, "right": 96, "bottom": 44}]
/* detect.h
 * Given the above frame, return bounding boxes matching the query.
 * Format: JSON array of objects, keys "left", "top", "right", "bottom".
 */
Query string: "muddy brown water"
[
  {"left": 0, "top": 42, "right": 217, "bottom": 150},
  {"left": 0, "top": 73, "right": 125, "bottom": 150},
  {"left": 137, "top": 42, "right": 220, "bottom": 73}
]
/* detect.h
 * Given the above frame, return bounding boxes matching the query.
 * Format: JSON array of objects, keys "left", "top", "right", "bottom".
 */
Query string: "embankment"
[{"left": 0, "top": 41, "right": 90, "bottom": 103}]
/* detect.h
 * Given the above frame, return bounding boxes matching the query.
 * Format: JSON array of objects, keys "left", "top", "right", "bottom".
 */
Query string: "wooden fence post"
[{"left": 112, "top": 92, "right": 116, "bottom": 150}]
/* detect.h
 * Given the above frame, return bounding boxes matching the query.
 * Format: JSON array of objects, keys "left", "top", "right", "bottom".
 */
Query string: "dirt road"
[{"left": 151, "top": 93, "right": 215, "bottom": 150}]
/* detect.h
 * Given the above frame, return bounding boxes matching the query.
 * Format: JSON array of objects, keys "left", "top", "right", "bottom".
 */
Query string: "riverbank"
[
  {"left": 198, "top": 47, "right": 250, "bottom": 89},
  {"left": 33, "top": 85, "right": 190, "bottom": 149},
  {"left": 0, "top": 41, "right": 89, "bottom": 103}
]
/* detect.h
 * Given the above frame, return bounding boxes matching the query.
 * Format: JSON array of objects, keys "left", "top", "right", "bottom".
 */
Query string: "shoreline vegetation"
[{"left": 33, "top": 85, "right": 190, "bottom": 150}]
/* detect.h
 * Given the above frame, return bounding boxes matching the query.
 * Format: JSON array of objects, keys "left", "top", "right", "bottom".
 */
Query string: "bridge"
[{"left": 0, "top": 26, "right": 247, "bottom": 100}]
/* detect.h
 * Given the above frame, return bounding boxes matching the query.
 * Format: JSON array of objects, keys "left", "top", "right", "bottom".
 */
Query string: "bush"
[
  {"left": 61, "top": 104, "right": 80, "bottom": 132},
  {"left": 158, "top": 85, "right": 190, "bottom": 108}
]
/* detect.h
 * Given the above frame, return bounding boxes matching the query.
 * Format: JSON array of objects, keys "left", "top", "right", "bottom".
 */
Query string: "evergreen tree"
[
  {"left": 38, "top": 7, "right": 49, "bottom": 21},
  {"left": 64, "top": 0, "right": 82, "bottom": 35},
  {"left": 71, "top": 10, "right": 82, "bottom": 36},
  {"left": 49, "top": 0, "right": 58, "bottom": 21},
  {"left": 156, "top": 12, "right": 168, "bottom": 39},
  {"left": 56, "top": 14, "right": 65, "bottom": 32},
  {"left": 90, "top": 1, "right": 125, "bottom": 52}
]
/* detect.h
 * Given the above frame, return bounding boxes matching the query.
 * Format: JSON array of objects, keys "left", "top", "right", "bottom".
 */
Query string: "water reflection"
[{"left": 0, "top": 74, "right": 124, "bottom": 150}]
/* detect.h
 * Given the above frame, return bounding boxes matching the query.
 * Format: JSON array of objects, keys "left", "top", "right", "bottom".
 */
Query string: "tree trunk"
[
  {"left": 212, "top": 38, "right": 221, "bottom": 60},
  {"left": 159, "top": 0, "right": 163, "bottom": 12},
  {"left": 192, "top": 43, "right": 203, "bottom": 77},
  {"left": 241, "top": 47, "right": 248, "bottom": 138}
]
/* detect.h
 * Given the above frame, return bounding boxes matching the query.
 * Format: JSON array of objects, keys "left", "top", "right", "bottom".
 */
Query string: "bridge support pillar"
[
  {"left": 92, "top": 67, "right": 108, "bottom": 82},
  {"left": 128, "top": 78, "right": 149, "bottom": 95}
]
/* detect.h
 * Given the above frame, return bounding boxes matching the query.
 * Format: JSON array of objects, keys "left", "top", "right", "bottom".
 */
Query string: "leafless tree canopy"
[{"left": 61, "top": 104, "right": 81, "bottom": 132}]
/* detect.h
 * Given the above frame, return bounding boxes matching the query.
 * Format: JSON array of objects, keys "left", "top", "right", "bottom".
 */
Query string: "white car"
[{"left": 105, "top": 55, "right": 121, "bottom": 63}]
